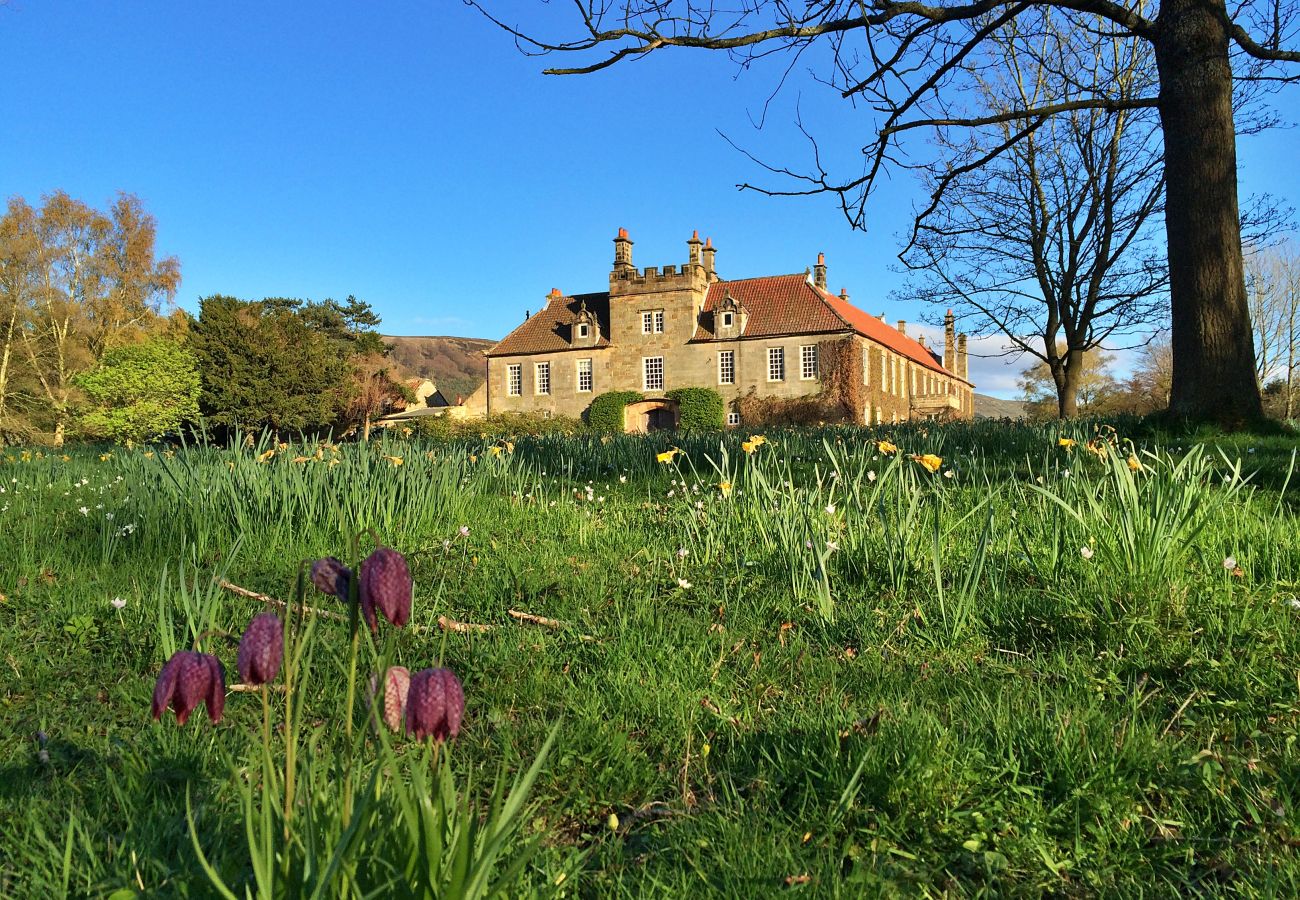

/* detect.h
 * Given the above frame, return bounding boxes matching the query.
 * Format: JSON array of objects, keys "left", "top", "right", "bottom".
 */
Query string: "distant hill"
[
  {"left": 383, "top": 335, "right": 494, "bottom": 404},
  {"left": 974, "top": 393, "right": 1028, "bottom": 419}
]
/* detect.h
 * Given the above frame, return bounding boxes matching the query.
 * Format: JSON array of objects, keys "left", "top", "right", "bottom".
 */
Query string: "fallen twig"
[
  {"left": 438, "top": 615, "right": 493, "bottom": 634},
  {"left": 507, "top": 608, "right": 599, "bottom": 642},
  {"left": 219, "top": 580, "right": 347, "bottom": 622}
]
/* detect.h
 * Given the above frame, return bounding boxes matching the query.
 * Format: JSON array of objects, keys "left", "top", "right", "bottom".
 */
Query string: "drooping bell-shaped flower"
[
  {"left": 379, "top": 666, "right": 411, "bottom": 732},
  {"left": 310, "top": 557, "right": 353, "bottom": 600},
  {"left": 237, "top": 613, "right": 283, "bottom": 685},
  {"left": 359, "top": 547, "right": 412, "bottom": 631},
  {"left": 151, "top": 650, "right": 225, "bottom": 725},
  {"left": 405, "top": 667, "right": 464, "bottom": 742}
]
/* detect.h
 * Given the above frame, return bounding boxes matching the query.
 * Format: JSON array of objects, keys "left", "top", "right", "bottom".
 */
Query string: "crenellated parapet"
[{"left": 608, "top": 228, "right": 716, "bottom": 297}]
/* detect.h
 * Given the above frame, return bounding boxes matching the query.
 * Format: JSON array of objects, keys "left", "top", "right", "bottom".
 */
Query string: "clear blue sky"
[{"left": 3, "top": 1, "right": 1296, "bottom": 397}]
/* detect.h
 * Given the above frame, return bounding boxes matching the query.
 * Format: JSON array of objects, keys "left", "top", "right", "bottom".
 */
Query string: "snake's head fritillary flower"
[
  {"left": 310, "top": 557, "right": 352, "bottom": 600},
  {"left": 380, "top": 666, "right": 411, "bottom": 732},
  {"left": 151, "top": 651, "right": 225, "bottom": 725},
  {"left": 406, "top": 668, "right": 465, "bottom": 742},
  {"left": 360, "top": 547, "right": 412, "bottom": 631},
  {"left": 237, "top": 613, "right": 283, "bottom": 685},
  {"left": 1223, "top": 556, "right": 1237, "bottom": 570}
]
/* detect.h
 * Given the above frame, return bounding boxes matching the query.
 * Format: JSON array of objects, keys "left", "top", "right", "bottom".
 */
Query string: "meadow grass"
[{"left": 1, "top": 420, "right": 1298, "bottom": 897}]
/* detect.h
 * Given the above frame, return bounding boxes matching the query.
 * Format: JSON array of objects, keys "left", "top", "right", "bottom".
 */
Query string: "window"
[
  {"left": 506, "top": 364, "right": 522, "bottom": 397},
  {"left": 890, "top": 356, "right": 898, "bottom": 396},
  {"left": 800, "top": 345, "right": 819, "bottom": 380},
  {"left": 767, "top": 347, "right": 785, "bottom": 382},
  {"left": 718, "top": 350, "right": 735, "bottom": 385},
  {"left": 577, "top": 323, "right": 589, "bottom": 339},
  {"left": 655, "top": 310, "right": 664, "bottom": 333},
  {"left": 641, "top": 310, "right": 664, "bottom": 334},
  {"left": 875, "top": 405, "right": 882, "bottom": 425},
  {"left": 643, "top": 356, "right": 664, "bottom": 391},
  {"left": 721, "top": 311, "right": 734, "bottom": 328},
  {"left": 577, "top": 358, "right": 593, "bottom": 393},
  {"left": 726, "top": 411, "right": 740, "bottom": 426},
  {"left": 535, "top": 362, "right": 550, "bottom": 395},
  {"left": 863, "top": 348, "right": 871, "bottom": 386}
]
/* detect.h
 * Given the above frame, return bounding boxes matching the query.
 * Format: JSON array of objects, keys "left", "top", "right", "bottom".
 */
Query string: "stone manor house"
[{"left": 483, "top": 229, "right": 973, "bottom": 429}]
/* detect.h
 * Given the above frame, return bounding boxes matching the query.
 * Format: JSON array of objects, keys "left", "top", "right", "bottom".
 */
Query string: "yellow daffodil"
[
  {"left": 61, "top": 454, "right": 71, "bottom": 462},
  {"left": 99, "top": 452, "right": 112, "bottom": 462},
  {"left": 657, "top": 448, "right": 680, "bottom": 464},
  {"left": 876, "top": 440, "right": 898, "bottom": 456},
  {"left": 1127, "top": 454, "right": 1143, "bottom": 472},
  {"left": 1058, "top": 437, "right": 1077, "bottom": 450},
  {"left": 143, "top": 451, "right": 154, "bottom": 459},
  {"left": 911, "top": 453, "right": 943, "bottom": 473},
  {"left": 292, "top": 455, "right": 311, "bottom": 463},
  {"left": 489, "top": 445, "right": 503, "bottom": 457},
  {"left": 469, "top": 454, "right": 478, "bottom": 463},
  {"left": 401, "top": 427, "right": 412, "bottom": 437},
  {"left": 1085, "top": 440, "right": 1108, "bottom": 459},
  {"left": 741, "top": 440, "right": 758, "bottom": 454},
  {"left": 748, "top": 435, "right": 766, "bottom": 447},
  {"left": 384, "top": 455, "right": 403, "bottom": 467},
  {"left": 718, "top": 480, "right": 733, "bottom": 495},
  {"left": 257, "top": 449, "right": 275, "bottom": 463}
]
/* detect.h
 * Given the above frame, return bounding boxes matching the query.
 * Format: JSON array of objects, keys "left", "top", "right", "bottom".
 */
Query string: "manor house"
[{"left": 484, "top": 229, "right": 973, "bottom": 429}]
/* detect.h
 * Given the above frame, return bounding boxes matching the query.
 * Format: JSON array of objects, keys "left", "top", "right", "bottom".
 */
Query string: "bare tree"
[
  {"left": 471, "top": 0, "right": 1300, "bottom": 425},
  {"left": 901, "top": 8, "right": 1165, "bottom": 418},
  {"left": 1247, "top": 240, "right": 1300, "bottom": 417}
]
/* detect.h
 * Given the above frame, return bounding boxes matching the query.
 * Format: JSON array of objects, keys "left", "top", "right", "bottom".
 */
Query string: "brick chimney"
[
  {"left": 944, "top": 309, "right": 956, "bottom": 372},
  {"left": 813, "top": 252, "right": 827, "bottom": 291},
  {"left": 613, "top": 227, "right": 633, "bottom": 275},
  {"left": 896, "top": 320, "right": 906, "bottom": 336},
  {"left": 839, "top": 287, "right": 849, "bottom": 303},
  {"left": 957, "top": 334, "right": 968, "bottom": 380}
]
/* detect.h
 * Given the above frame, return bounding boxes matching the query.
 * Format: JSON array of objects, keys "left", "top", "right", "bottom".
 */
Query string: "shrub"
[
  {"left": 666, "top": 387, "right": 724, "bottom": 432},
  {"left": 407, "top": 411, "right": 583, "bottom": 441},
  {"left": 587, "top": 391, "right": 644, "bottom": 433}
]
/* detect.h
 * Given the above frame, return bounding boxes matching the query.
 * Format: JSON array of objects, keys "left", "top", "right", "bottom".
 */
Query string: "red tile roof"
[
  {"left": 696, "top": 274, "right": 969, "bottom": 384},
  {"left": 485, "top": 292, "right": 610, "bottom": 357},
  {"left": 486, "top": 272, "right": 969, "bottom": 385}
]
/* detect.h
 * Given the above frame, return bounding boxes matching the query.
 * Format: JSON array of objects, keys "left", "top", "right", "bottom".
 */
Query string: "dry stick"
[
  {"left": 220, "top": 580, "right": 595, "bottom": 639},
  {"left": 219, "top": 580, "right": 347, "bottom": 622},
  {"left": 508, "top": 608, "right": 600, "bottom": 643}
]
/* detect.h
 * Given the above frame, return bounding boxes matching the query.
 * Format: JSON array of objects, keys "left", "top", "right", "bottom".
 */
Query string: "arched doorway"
[{"left": 623, "top": 398, "right": 680, "bottom": 433}]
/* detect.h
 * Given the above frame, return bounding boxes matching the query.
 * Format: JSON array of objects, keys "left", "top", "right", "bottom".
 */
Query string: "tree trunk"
[
  {"left": 1154, "top": 0, "right": 1263, "bottom": 425},
  {"left": 1055, "top": 363, "right": 1079, "bottom": 419}
]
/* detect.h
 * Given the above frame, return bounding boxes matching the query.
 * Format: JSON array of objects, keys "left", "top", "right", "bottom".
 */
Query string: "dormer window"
[
  {"left": 721, "top": 312, "right": 734, "bottom": 328},
  {"left": 577, "top": 323, "right": 589, "bottom": 339}
]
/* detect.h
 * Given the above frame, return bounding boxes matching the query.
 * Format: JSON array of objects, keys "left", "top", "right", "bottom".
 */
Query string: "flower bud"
[
  {"left": 151, "top": 650, "right": 225, "bottom": 725},
  {"left": 237, "top": 613, "right": 283, "bottom": 685},
  {"left": 310, "top": 557, "right": 352, "bottom": 600},
  {"left": 405, "top": 667, "right": 464, "bottom": 742},
  {"left": 360, "top": 547, "right": 412, "bottom": 631}
]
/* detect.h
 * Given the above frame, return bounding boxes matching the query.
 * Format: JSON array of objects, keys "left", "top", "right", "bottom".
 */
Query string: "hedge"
[
  {"left": 666, "top": 387, "right": 725, "bottom": 432},
  {"left": 587, "top": 390, "right": 644, "bottom": 433}
]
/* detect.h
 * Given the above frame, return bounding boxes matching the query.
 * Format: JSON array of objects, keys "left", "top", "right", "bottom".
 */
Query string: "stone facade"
[{"left": 484, "top": 230, "right": 974, "bottom": 426}]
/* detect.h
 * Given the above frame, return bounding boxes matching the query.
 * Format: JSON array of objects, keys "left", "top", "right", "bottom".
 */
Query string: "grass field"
[{"left": 2, "top": 420, "right": 1299, "bottom": 897}]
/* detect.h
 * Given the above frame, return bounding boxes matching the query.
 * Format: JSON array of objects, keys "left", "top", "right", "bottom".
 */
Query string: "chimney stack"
[
  {"left": 839, "top": 287, "right": 849, "bottom": 303},
  {"left": 702, "top": 236, "right": 717, "bottom": 282},
  {"left": 813, "top": 252, "right": 827, "bottom": 291},
  {"left": 917, "top": 335, "right": 927, "bottom": 350},
  {"left": 957, "top": 333, "right": 968, "bottom": 380},
  {"left": 688, "top": 230, "right": 703, "bottom": 267},
  {"left": 613, "top": 227, "right": 634, "bottom": 274},
  {"left": 943, "top": 309, "right": 956, "bottom": 372},
  {"left": 897, "top": 320, "right": 907, "bottom": 336}
]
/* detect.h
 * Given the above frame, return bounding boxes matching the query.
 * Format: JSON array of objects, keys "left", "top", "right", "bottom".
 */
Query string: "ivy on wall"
[{"left": 737, "top": 338, "right": 862, "bottom": 427}]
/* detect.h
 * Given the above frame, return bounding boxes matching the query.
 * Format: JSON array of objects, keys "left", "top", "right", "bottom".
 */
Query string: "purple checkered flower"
[
  {"left": 151, "top": 651, "right": 225, "bottom": 725},
  {"left": 237, "top": 613, "right": 283, "bottom": 685},
  {"left": 310, "top": 557, "right": 352, "bottom": 600},
  {"left": 360, "top": 547, "right": 412, "bottom": 631},
  {"left": 405, "top": 668, "right": 464, "bottom": 742}
]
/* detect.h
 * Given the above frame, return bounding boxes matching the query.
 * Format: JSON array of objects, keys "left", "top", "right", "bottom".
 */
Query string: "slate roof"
[{"left": 485, "top": 292, "right": 610, "bottom": 357}]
